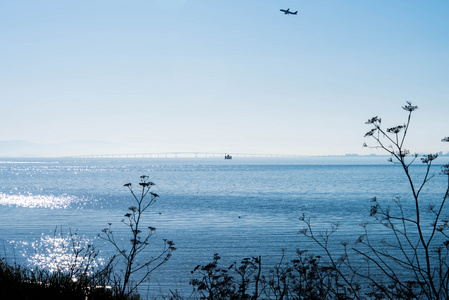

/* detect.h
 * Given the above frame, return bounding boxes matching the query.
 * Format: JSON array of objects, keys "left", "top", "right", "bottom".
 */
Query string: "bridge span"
[{"left": 70, "top": 152, "right": 303, "bottom": 159}]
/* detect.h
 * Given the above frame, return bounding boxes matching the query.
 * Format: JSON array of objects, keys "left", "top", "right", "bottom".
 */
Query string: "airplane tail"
[{"left": 293, "top": 11, "right": 298, "bottom": 14}]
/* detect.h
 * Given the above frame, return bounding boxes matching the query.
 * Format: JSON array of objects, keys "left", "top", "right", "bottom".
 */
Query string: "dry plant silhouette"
[
  {"left": 300, "top": 102, "right": 449, "bottom": 299},
  {"left": 99, "top": 175, "right": 176, "bottom": 299},
  {"left": 0, "top": 229, "right": 113, "bottom": 299}
]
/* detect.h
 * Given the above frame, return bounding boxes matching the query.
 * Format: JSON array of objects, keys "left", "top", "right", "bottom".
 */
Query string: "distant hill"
[{"left": 0, "top": 140, "right": 133, "bottom": 157}]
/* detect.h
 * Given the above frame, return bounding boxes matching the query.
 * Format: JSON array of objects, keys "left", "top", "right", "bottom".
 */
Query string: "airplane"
[{"left": 280, "top": 8, "right": 298, "bottom": 15}]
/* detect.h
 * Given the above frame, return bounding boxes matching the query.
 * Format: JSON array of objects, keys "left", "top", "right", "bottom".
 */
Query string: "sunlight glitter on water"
[
  {"left": 0, "top": 193, "right": 78, "bottom": 208},
  {"left": 13, "top": 231, "right": 104, "bottom": 274}
]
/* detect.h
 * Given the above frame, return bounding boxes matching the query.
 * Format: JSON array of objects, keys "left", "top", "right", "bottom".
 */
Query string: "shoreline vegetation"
[{"left": 2, "top": 103, "right": 449, "bottom": 299}]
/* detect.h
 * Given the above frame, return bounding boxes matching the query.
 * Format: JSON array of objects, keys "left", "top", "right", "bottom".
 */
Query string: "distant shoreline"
[{"left": 1, "top": 155, "right": 448, "bottom": 166}]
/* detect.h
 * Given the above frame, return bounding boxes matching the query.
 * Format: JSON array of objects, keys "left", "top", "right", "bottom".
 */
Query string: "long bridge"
[{"left": 70, "top": 152, "right": 305, "bottom": 159}]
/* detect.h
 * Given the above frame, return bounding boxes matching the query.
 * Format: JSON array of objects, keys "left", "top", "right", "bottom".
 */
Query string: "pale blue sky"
[{"left": 1, "top": 0, "right": 448, "bottom": 156}]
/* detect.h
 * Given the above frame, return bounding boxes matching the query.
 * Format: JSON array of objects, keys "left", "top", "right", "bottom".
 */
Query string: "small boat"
[{"left": 224, "top": 154, "right": 232, "bottom": 160}]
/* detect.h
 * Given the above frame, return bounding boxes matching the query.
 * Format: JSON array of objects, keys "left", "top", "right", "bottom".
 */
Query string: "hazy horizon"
[
  {"left": 2, "top": 1, "right": 448, "bottom": 156},
  {"left": 1, "top": 139, "right": 449, "bottom": 159}
]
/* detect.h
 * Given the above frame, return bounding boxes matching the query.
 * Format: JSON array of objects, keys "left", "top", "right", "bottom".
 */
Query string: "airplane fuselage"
[{"left": 280, "top": 8, "right": 298, "bottom": 15}]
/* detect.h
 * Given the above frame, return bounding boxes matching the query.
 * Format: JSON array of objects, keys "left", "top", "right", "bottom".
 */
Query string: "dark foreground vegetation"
[
  {"left": 1, "top": 103, "right": 448, "bottom": 299},
  {"left": 0, "top": 257, "right": 112, "bottom": 300}
]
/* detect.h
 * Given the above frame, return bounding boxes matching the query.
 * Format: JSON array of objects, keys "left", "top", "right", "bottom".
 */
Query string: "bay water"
[{"left": 0, "top": 156, "right": 447, "bottom": 297}]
